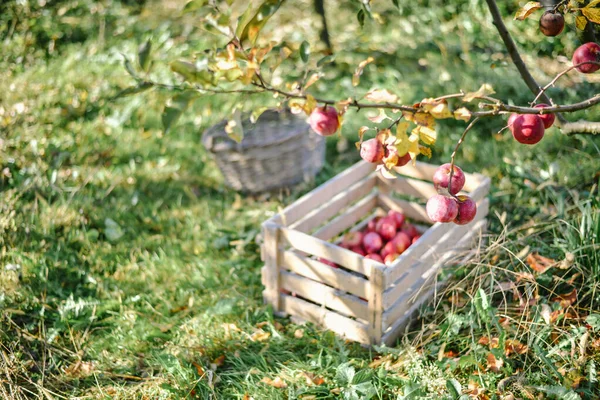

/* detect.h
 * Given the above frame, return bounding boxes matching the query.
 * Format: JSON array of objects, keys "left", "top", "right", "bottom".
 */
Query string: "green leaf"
[
  {"left": 586, "top": 314, "right": 600, "bottom": 331},
  {"left": 138, "top": 40, "right": 152, "bottom": 72},
  {"left": 162, "top": 93, "right": 194, "bottom": 134},
  {"left": 474, "top": 288, "right": 490, "bottom": 322},
  {"left": 336, "top": 362, "right": 355, "bottom": 386},
  {"left": 183, "top": 0, "right": 209, "bottom": 12},
  {"left": 170, "top": 60, "right": 216, "bottom": 85},
  {"left": 446, "top": 379, "right": 461, "bottom": 399},
  {"left": 391, "top": 0, "right": 400, "bottom": 9},
  {"left": 316, "top": 54, "right": 335, "bottom": 68},
  {"left": 122, "top": 53, "right": 138, "bottom": 79},
  {"left": 299, "top": 40, "right": 310, "bottom": 63},
  {"left": 239, "top": 0, "right": 284, "bottom": 44},
  {"left": 357, "top": 9, "right": 365, "bottom": 27},
  {"left": 104, "top": 218, "right": 124, "bottom": 242}
]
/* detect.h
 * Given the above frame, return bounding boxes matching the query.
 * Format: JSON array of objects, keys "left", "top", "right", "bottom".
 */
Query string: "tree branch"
[{"left": 484, "top": 0, "right": 567, "bottom": 124}]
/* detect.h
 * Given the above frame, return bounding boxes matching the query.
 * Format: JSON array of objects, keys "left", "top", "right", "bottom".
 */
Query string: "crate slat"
[
  {"left": 280, "top": 250, "right": 369, "bottom": 298},
  {"left": 280, "top": 271, "right": 369, "bottom": 320},
  {"left": 381, "top": 282, "right": 444, "bottom": 346},
  {"left": 267, "top": 161, "right": 375, "bottom": 226},
  {"left": 382, "top": 215, "right": 487, "bottom": 311},
  {"left": 367, "top": 265, "right": 385, "bottom": 343},
  {"left": 377, "top": 174, "right": 439, "bottom": 199},
  {"left": 280, "top": 294, "right": 370, "bottom": 343},
  {"left": 377, "top": 193, "right": 430, "bottom": 223},
  {"left": 385, "top": 196, "right": 490, "bottom": 286},
  {"left": 468, "top": 176, "right": 491, "bottom": 203},
  {"left": 381, "top": 220, "right": 486, "bottom": 334},
  {"left": 312, "top": 193, "right": 378, "bottom": 241},
  {"left": 262, "top": 223, "right": 281, "bottom": 311},
  {"left": 280, "top": 227, "right": 384, "bottom": 277},
  {"left": 290, "top": 174, "right": 376, "bottom": 234}
]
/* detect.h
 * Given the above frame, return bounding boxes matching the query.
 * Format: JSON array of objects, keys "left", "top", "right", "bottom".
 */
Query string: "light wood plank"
[
  {"left": 377, "top": 193, "right": 430, "bottom": 223},
  {"left": 268, "top": 160, "right": 376, "bottom": 226},
  {"left": 468, "top": 176, "right": 491, "bottom": 203},
  {"left": 280, "top": 271, "right": 369, "bottom": 320},
  {"left": 290, "top": 174, "right": 376, "bottom": 234},
  {"left": 281, "top": 250, "right": 369, "bottom": 298},
  {"left": 262, "top": 223, "right": 281, "bottom": 311},
  {"left": 377, "top": 174, "right": 439, "bottom": 200},
  {"left": 382, "top": 216, "right": 487, "bottom": 310},
  {"left": 367, "top": 265, "right": 385, "bottom": 343},
  {"left": 312, "top": 193, "right": 378, "bottom": 241},
  {"left": 280, "top": 294, "right": 370, "bottom": 344},
  {"left": 381, "top": 220, "right": 486, "bottom": 332},
  {"left": 280, "top": 226, "right": 385, "bottom": 277}
]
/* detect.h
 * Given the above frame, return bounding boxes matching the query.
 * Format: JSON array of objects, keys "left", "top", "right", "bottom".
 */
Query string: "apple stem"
[{"left": 447, "top": 117, "right": 480, "bottom": 196}]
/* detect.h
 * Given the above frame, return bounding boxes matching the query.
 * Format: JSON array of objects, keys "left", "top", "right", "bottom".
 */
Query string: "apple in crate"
[
  {"left": 363, "top": 232, "right": 383, "bottom": 254},
  {"left": 375, "top": 216, "right": 398, "bottom": 241}
]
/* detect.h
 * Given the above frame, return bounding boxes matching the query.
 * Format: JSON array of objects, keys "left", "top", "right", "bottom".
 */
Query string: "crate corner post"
[
  {"left": 262, "top": 221, "right": 282, "bottom": 314},
  {"left": 367, "top": 262, "right": 386, "bottom": 345}
]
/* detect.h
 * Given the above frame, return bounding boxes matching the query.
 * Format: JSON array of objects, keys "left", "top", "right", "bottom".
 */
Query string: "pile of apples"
[{"left": 319, "top": 210, "right": 421, "bottom": 267}]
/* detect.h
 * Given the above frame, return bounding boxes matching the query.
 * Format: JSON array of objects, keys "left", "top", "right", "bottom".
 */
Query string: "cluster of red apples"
[
  {"left": 319, "top": 210, "right": 421, "bottom": 267},
  {"left": 426, "top": 163, "right": 477, "bottom": 225}
]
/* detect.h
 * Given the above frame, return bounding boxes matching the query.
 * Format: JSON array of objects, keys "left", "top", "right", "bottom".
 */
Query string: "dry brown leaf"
[
  {"left": 479, "top": 336, "right": 499, "bottom": 348},
  {"left": 486, "top": 353, "right": 504, "bottom": 373},
  {"left": 552, "top": 288, "right": 577, "bottom": 309},
  {"left": 301, "top": 371, "right": 325, "bottom": 386},
  {"left": 243, "top": 393, "right": 253, "bottom": 400},
  {"left": 505, "top": 340, "right": 528, "bottom": 356},
  {"left": 212, "top": 355, "right": 225, "bottom": 367},
  {"left": 261, "top": 376, "right": 287, "bottom": 388},
  {"left": 365, "top": 89, "right": 398, "bottom": 103},
  {"left": 64, "top": 360, "right": 95, "bottom": 378},
  {"left": 526, "top": 252, "right": 557, "bottom": 273},
  {"left": 367, "top": 108, "right": 389, "bottom": 123},
  {"left": 192, "top": 361, "right": 205, "bottom": 376},
  {"left": 454, "top": 107, "right": 472, "bottom": 122},
  {"left": 463, "top": 84, "right": 495, "bottom": 102},
  {"left": 353, "top": 57, "right": 374, "bottom": 87},
  {"left": 514, "top": 2, "right": 542, "bottom": 21}
]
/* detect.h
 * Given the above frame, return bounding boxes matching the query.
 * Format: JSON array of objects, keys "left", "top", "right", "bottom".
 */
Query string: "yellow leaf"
[
  {"left": 514, "top": 1, "right": 542, "bottom": 21},
  {"left": 383, "top": 150, "right": 398, "bottom": 170},
  {"left": 576, "top": 15, "right": 588, "bottom": 30},
  {"left": 582, "top": 7, "right": 600, "bottom": 24},
  {"left": 304, "top": 94, "right": 317, "bottom": 115},
  {"left": 250, "top": 329, "right": 270, "bottom": 342},
  {"left": 396, "top": 120, "right": 411, "bottom": 134},
  {"left": 304, "top": 73, "right": 321, "bottom": 90},
  {"left": 421, "top": 98, "right": 451, "bottom": 119},
  {"left": 407, "top": 134, "right": 420, "bottom": 165},
  {"left": 289, "top": 99, "right": 305, "bottom": 114},
  {"left": 225, "top": 108, "right": 244, "bottom": 143},
  {"left": 352, "top": 57, "right": 374, "bottom": 87},
  {"left": 357, "top": 126, "right": 370, "bottom": 147},
  {"left": 364, "top": 89, "right": 398, "bottom": 103},
  {"left": 413, "top": 125, "right": 437, "bottom": 146},
  {"left": 376, "top": 129, "right": 393, "bottom": 145},
  {"left": 453, "top": 107, "right": 472, "bottom": 122},
  {"left": 419, "top": 146, "right": 432, "bottom": 158},
  {"left": 367, "top": 108, "right": 389, "bottom": 123},
  {"left": 463, "top": 83, "right": 495, "bottom": 102},
  {"left": 413, "top": 112, "right": 436, "bottom": 128}
]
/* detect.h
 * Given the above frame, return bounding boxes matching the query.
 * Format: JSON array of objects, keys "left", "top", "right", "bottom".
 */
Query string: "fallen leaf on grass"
[
  {"left": 212, "top": 355, "right": 225, "bottom": 367},
  {"left": 250, "top": 329, "right": 271, "bottom": 342},
  {"left": 261, "top": 376, "right": 287, "bottom": 388},
  {"left": 526, "top": 252, "right": 557, "bottom": 273},
  {"left": 64, "top": 360, "right": 95, "bottom": 378},
  {"left": 552, "top": 288, "right": 577, "bottom": 309},
  {"left": 505, "top": 340, "right": 528, "bottom": 356},
  {"left": 192, "top": 361, "right": 205, "bottom": 376},
  {"left": 301, "top": 371, "right": 325, "bottom": 385},
  {"left": 486, "top": 353, "right": 504, "bottom": 373},
  {"left": 294, "top": 329, "right": 304, "bottom": 338}
]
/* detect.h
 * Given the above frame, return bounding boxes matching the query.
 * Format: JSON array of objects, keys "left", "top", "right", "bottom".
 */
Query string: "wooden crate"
[{"left": 260, "top": 160, "right": 490, "bottom": 345}]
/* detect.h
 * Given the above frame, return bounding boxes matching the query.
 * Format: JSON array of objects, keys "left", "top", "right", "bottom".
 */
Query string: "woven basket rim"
[{"left": 202, "top": 108, "right": 310, "bottom": 153}]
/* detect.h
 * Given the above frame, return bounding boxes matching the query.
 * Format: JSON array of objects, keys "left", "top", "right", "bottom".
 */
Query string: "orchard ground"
[{"left": 2, "top": 0, "right": 600, "bottom": 398}]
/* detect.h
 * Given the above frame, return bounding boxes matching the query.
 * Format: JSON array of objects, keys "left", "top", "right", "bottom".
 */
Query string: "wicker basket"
[{"left": 202, "top": 109, "right": 325, "bottom": 193}]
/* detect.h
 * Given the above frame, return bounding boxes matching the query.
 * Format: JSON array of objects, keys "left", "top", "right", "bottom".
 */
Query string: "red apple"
[
  {"left": 384, "top": 253, "right": 398, "bottom": 265},
  {"left": 433, "top": 163, "right": 466, "bottom": 195},
  {"left": 454, "top": 195, "right": 477, "bottom": 225},
  {"left": 511, "top": 114, "right": 545, "bottom": 145},
  {"left": 539, "top": 11, "right": 564, "bottom": 37},
  {"left": 411, "top": 235, "right": 421, "bottom": 244},
  {"left": 572, "top": 42, "right": 600, "bottom": 74},
  {"left": 367, "top": 217, "right": 381, "bottom": 233},
  {"left": 388, "top": 210, "right": 405, "bottom": 227},
  {"left": 342, "top": 231, "right": 363, "bottom": 248},
  {"left": 534, "top": 104, "right": 555, "bottom": 129},
  {"left": 380, "top": 241, "right": 396, "bottom": 259},
  {"left": 308, "top": 106, "right": 339, "bottom": 136},
  {"left": 350, "top": 246, "right": 366, "bottom": 256},
  {"left": 392, "top": 231, "right": 412, "bottom": 254},
  {"left": 363, "top": 232, "right": 383, "bottom": 254},
  {"left": 383, "top": 145, "right": 411, "bottom": 167},
  {"left": 360, "top": 138, "right": 385, "bottom": 164},
  {"left": 426, "top": 195, "right": 459, "bottom": 223},
  {"left": 401, "top": 223, "right": 419, "bottom": 239},
  {"left": 375, "top": 216, "right": 398, "bottom": 241},
  {"left": 508, "top": 113, "right": 518, "bottom": 129},
  {"left": 365, "top": 253, "right": 384, "bottom": 263}
]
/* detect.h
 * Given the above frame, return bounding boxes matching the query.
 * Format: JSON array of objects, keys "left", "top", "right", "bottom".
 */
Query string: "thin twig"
[
  {"left": 530, "top": 61, "right": 600, "bottom": 105},
  {"left": 448, "top": 117, "right": 480, "bottom": 196},
  {"left": 484, "top": 0, "right": 567, "bottom": 124}
]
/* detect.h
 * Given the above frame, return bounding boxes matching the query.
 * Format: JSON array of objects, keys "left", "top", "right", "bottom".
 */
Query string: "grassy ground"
[{"left": 2, "top": 0, "right": 600, "bottom": 399}]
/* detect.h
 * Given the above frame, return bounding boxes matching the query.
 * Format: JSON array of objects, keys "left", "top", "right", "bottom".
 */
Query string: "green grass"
[{"left": 2, "top": 0, "right": 600, "bottom": 398}]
